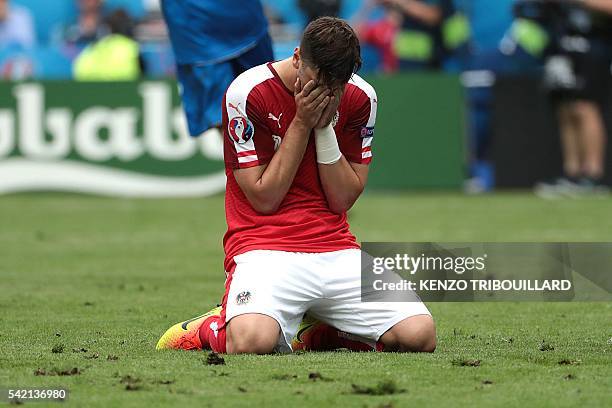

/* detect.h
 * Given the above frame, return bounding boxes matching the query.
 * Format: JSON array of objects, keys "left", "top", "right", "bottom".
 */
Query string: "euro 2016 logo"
[{"left": 228, "top": 116, "right": 254, "bottom": 145}]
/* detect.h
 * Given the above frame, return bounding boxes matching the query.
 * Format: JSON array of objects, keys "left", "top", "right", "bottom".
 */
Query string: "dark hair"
[
  {"left": 300, "top": 17, "right": 362, "bottom": 87},
  {"left": 105, "top": 9, "right": 134, "bottom": 37}
]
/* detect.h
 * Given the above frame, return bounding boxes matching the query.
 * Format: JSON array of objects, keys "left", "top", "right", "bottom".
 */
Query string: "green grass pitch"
[{"left": 1, "top": 193, "right": 610, "bottom": 407}]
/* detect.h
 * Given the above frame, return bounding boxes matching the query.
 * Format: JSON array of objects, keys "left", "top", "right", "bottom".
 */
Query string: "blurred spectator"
[
  {"left": 73, "top": 9, "right": 141, "bottom": 80},
  {"left": 55, "top": 0, "right": 107, "bottom": 48},
  {"left": 527, "top": 0, "right": 612, "bottom": 196},
  {"left": 438, "top": 0, "right": 471, "bottom": 71},
  {"left": 356, "top": 0, "right": 444, "bottom": 71},
  {"left": 385, "top": 0, "right": 444, "bottom": 70},
  {"left": 355, "top": 0, "right": 403, "bottom": 72},
  {"left": 298, "top": 0, "right": 342, "bottom": 23},
  {"left": 0, "top": 0, "right": 35, "bottom": 49}
]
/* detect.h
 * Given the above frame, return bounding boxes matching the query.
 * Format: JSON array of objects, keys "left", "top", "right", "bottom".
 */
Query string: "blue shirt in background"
[
  {"left": 465, "top": 0, "right": 514, "bottom": 52},
  {"left": 160, "top": 0, "right": 269, "bottom": 65},
  {"left": 0, "top": 4, "right": 36, "bottom": 49}
]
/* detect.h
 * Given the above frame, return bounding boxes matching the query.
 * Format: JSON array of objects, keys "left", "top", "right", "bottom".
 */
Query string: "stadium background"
[
  {"left": 1, "top": 1, "right": 611, "bottom": 407},
  {"left": 2, "top": 0, "right": 610, "bottom": 194}
]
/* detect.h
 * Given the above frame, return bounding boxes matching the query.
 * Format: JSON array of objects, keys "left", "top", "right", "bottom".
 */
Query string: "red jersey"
[{"left": 222, "top": 63, "right": 378, "bottom": 270}]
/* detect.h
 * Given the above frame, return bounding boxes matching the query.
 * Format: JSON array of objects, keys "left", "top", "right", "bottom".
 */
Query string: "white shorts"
[{"left": 225, "top": 249, "right": 431, "bottom": 352}]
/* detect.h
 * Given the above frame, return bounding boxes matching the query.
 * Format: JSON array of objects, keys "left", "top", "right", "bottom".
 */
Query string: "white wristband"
[{"left": 314, "top": 124, "right": 342, "bottom": 165}]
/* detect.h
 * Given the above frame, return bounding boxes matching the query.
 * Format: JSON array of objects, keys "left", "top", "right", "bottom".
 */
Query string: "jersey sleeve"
[
  {"left": 223, "top": 87, "right": 275, "bottom": 169},
  {"left": 337, "top": 79, "right": 378, "bottom": 165}
]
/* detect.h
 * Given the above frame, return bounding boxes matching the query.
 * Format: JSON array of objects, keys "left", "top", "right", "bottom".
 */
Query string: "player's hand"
[
  {"left": 294, "top": 79, "right": 331, "bottom": 130},
  {"left": 314, "top": 88, "right": 342, "bottom": 129}
]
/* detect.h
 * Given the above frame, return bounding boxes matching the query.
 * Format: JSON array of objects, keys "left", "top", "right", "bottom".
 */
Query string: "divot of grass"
[{"left": 351, "top": 380, "right": 404, "bottom": 396}]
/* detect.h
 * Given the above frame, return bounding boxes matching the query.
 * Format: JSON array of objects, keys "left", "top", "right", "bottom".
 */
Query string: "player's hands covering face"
[
  {"left": 294, "top": 79, "right": 331, "bottom": 130},
  {"left": 314, "top": 87, "right": 342, "bottom": 129}
]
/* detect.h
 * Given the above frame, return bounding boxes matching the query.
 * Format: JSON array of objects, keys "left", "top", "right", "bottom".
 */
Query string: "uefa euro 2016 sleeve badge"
[{"left": 228, "top": 117, "right": 255, "bottom": 145}]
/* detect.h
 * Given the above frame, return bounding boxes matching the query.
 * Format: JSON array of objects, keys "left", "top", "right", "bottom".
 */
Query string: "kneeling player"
[{"left": 157, "top": 17, "right": 436, "bottom": 354}]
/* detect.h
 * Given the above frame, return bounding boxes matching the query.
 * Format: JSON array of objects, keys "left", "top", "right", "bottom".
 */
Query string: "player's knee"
[
  {"left": 382, "top": 315, "right": 436, "bottom": 353},
  {"left": 228, "top": 334, "right": 276, "bottom": 354},
  {"left": 226, "top": 314, "right": 280, "bottom": 354}
]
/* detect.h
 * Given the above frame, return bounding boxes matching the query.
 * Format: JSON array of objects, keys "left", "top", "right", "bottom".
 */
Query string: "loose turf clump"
[
  {"left": 154, "top": 380, "right": 175, "bottom": 385},
  {"left": 558, "top": 359, "right": 581, "bottom": 366},
  {"left": 272, "top": 374, "right": 298, "bottom": 380},
  {"left": 120, "top": 375, "right": 142, "bottom": 391},
  {"left": 351, "top": 380, "right": 404, "bottom": 396},
  {"left": 307, "top": 372, "right": 332, "bottom": 382},
  {"left": 452, "top": 359, "right": 481, "bottom": 367},
  {"left": 51, "top": 344, "right": 64, "bottom": 353},
  {"left": 206, "top": 352, "right": 225, "bottom": 365},
  {"left": 34, "top": 367, "right": 81, "bottom": 376},
  {"left": 539, "top": 341, "right": 554, "bottom": 351}
]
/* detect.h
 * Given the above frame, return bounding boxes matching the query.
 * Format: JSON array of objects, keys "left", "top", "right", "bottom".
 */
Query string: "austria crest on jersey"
[{"left": 228, "top": 116, "right": 254, "bottom": 145}]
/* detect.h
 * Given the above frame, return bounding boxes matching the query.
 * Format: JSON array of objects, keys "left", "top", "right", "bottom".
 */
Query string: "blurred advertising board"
[{"left": 0, "top": 76, "right": 465, "bottom": 197}]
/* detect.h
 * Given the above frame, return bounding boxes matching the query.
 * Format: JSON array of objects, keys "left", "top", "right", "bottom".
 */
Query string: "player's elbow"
[
  {"left": 327, "top": 191, "right": 362, "bottom": 214},
  {"left": 254, "top": 202, "right": 280, "bottom": 215},
  {"left": 328, "top": 201, "right": 351, "bottom": 215},
  {"left": 328, "top": 197, "right": 358, "bottom": 214},
  {"left": 249, "top": 195, "right": 281, "bottom": 215}
]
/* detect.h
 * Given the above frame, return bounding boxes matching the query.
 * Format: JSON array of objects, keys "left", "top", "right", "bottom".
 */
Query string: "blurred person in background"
[
  {"left": 161, "top": 0, "right": 273, "bottom": 143},
  {"left": 353, "top": 0, "right": 403, "bottom": 72},
  {"left": 527, "top": 0, "right": 612, "bottom": 196},
  {"left": 298, "top": 0, "right": 342, "bottom": 23},
  {"left": 356, "top": 0, "right": 448, "bottom": 71},
  {"left": 73, "top": 9, "right": 141, "bottom": 81},
  {"left": 54, "top": 0, "right": 107, "bottom": 50},
  {"left": 0, "top": 0, "right": 35, "bottom": 49},
  {"left": 384, "top": 0, "right": 444, "bottom": 70}
]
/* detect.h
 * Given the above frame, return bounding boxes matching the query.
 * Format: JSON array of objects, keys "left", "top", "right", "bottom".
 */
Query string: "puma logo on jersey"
[
  {"left": 268, "top": 112, "right": 283, "bottom": 129},
  {"left": 228, "top": 102, "right": 244, "bottom": 116}
]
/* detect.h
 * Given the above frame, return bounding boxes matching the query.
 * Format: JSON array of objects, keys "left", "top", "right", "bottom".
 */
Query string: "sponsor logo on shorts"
[{"left": 236, "top": 291, "right": 252, "bottom": 305}]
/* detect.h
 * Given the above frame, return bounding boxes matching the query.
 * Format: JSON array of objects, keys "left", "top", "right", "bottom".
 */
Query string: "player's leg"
[
  {"left": 378, "top": 315, "right": 436, "bottom": 352},
  {"left": 574, "top": 99, "right": 606, "bottom": 180},
  {"left": 309, "top": 249, "right": 436, "bottom": 353},
  {"left": 558, "top": 101, "right": 582, "bottom": 180},
  {"left": 176, "top": 62, "right": 234, "bottom": 137},
  {"left": 156, "top": 305, "right": 223, "bottom": 351},
  {"left": 225, "top": 314, "right": 281, "bottom": 354},
  {"left": 231, "top": 32, "right": 274, "bottom": 77},
  {"left": 221, "top": 250, "right": 319, "bottom": 354}
]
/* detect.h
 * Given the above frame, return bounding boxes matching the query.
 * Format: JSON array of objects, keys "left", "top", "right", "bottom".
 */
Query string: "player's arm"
[
  {"left": 234, "top": 80, "right": 330, "bottom": 215},
  {"left": 314, "top": 88, "right": 376, "bottom": 214},
  {"left": 381, "top": 0, "right": 443, "bottom": 27},
  {"left": 318, "top": 155, "right": 369, "bottom": 214},
  {"left": 578, "top": 0, "right": 612, "bottom": 14}
]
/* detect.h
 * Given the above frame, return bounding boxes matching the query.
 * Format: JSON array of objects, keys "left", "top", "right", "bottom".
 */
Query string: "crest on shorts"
[
  {"left": 236, "top": 291, "right": 252, "bottom": 305},
  {"left": 228, "top": 116, "right": 254, "bottom": 145}
]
